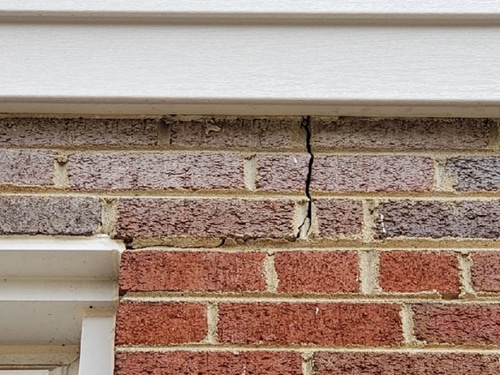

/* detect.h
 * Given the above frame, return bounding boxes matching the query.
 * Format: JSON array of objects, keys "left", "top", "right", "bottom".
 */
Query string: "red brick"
[
  {"left": 471, "top": 252, "right": 500, "bottom": 292},
  {"left": 376, "top": 200, "right": 500, "bottom": 239},
  {"left": 68, "top": 152, "right": 243, "bottom": 190},
  {"left": 0, "top": 150, "right": 54, "bottom": 186},
  {"left": 218, "top": 303, "right": 402, "bottom": 346},
  {"left": 256, "top": 154, "right": 310, "bottom": 191},
  {"left": 445, "top": 157, "right": 500, "bottom": 191},
  {"left": 0, "top": 195, "right": 100, "bottom": 235},
  {"left": 119, "top": 251, "right": 266, "bottom": 294},
  {"left": 169, "top": 116, "right": 305, "bottom": 151},
  {"left": 379, "top": 251, "right": 459, "bottom": 294},
  {"left": 310, "top": 117, "right": 491, "bottom": 150},
  {"left": 275, "top": 251, "right": 358, "bottom": 293},
  {"left": 413, "top": 304, "right": 500, "bottom": 345},
  {"left": 311, "top": 156, "right": 434, "bottom": 192},
  {"left": 115, "top": 302, "right": 207, "bottom": 345},
  {"left": 314, "top": 199, "right": 364, "bottom": 238},
  {"left": 116, "top": 198, "right": 296, "bottom": 240},
  {"left": 314, "top": 352, "right": 500, "bottom": 374},
  {"left": 0, "top": 117, "right": 158, "bottom": 147},
  {"left": 115, "top": 351, "right": 302, "bottom": 375}
]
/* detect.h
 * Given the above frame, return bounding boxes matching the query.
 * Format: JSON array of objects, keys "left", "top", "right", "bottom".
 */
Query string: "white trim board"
[
  {"left": 1, "top": 1, "right": 500, "bottom": 116},
  {"left": 0, "top": 236, "right": 123, "bottom": 375}
]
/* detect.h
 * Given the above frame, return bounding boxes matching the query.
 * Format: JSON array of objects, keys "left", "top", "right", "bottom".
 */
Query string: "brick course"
[
  {"left": 274, "top": 251, "right": 359, "bottom": 293},
  {"left": 69, "top": 152, "right": 244, "bottom": 190},
  {"left": 313, "top": 352, "right": 500, "bottom": 374},
  {"left": 115, "top": 302, "right": 207, "bottom": 345},
  {"left": 116, "top": 198, "right": 297, "bottom": 240},
  {"left": 379, "top": 251, "right": 460, "bottom": 294},
  {"left": 115, "top": 352, "right": 303, "bottom": 375},
  {"left": 218, "top": 303, "right": 402, "bottom": 346},
  {"left": 119, "top": 251, "right": 266, "bottom": 294}
]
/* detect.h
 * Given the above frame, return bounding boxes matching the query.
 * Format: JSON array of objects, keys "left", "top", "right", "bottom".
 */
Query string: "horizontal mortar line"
[
  {"left": 0, "top": 146, "right": 310, "bottom": 153},
  {"left": 115, "top": 346, "right": 500, "bottom": 354},
  {"left": 125, "top": 239, "right": 500, "bottom": 250},
  {"left": 0, "top": 190, "right": 308, "bottom": 199},
  {"left": 120, "top": 295, "right": 500, "bottom": 304},
  {"left": 118, "top": 246, "right": 500, "bottom": 253},
  {"left": 311, "top": 150, "right": 500, "bottom": 157},
  {"left": 0, "top": 189, "right": 499, "bottom": 200},
  {"left": 2, "top": 146, "right": 499, "bottom": 157}
]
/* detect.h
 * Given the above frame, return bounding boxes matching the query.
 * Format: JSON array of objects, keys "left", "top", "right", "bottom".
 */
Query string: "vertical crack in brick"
[{"left": 297, "top": 116, "right": 314, "bottom": 238}]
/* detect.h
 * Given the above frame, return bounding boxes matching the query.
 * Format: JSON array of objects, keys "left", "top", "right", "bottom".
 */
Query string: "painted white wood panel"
[
  {"left": 1, "top": 1, "right": 500, "bottom": 115},
  {"left": 2, "top": 0, "right": 500, "bottom": 20}
]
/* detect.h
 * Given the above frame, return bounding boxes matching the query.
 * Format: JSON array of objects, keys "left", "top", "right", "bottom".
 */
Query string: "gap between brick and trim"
[{"left": 297, "top": 116, "right": 314, "bottom": 238}]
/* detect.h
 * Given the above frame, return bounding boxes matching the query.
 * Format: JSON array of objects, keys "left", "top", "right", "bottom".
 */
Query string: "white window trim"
[
  {"left": 0, "top": 0, "right": 500, "bottom": 117},
  {"left": 0, "top": 236, "right": 123, "bottom": 375}
]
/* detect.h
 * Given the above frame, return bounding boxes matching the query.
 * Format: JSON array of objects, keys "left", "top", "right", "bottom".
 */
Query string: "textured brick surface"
[
  {"left": 256, "top": 155, "right": 310, "bottom": 191},
  {"left": 314, "top": 352, "right": 500, "bottom": 375},
  {"left": 413, "top": 304, "right": 500, "bottom": 345},
  {"left": 69, "top": 152, "right": 243, "bottom": 190},
  {"left": 379, "top": 251, "right": 459, "bottom": 294},
  {"left": 471, "top": 252, "right": 500, "bottom": 292},
  {"left": 311, "top": 117, "right": 491, "bottom": 150},
  {"left": 314, "top": 199, "right": 364, "bottom": 238},
  {"left": 115, "top": 302, "right": 207, "bottom": 345},
  {"left": 218, "top": 303, "right": 402, "bottom": 346},
  {"left": 445, "top": 157, "right": 500, "bottom": 191},
  {"left": 274, "top": 251, "right": 359, "bottom": 293},
  {"left": 0, "top": 117, "right": 158, "bottom": 147},
  {"left": 0, "top": 150, "right": 54, "bottom": 186},
  {"left": 312, "top": 156, "right": 434, "bottom": 192},
  {"left": 376, "top": 200, "right": 500, "bottom": 239},
  {"left": 119, "top": 251, "right": 266, "bottom": 294},
  {"left": 116, "top": 198, "right": 296, "bottom": 239},
  {"left": 0, "top": 196, "right": 100, "bottom": 235},
  {"left": 169, "top": 116, "right": 305, "bottom": 151},
  {"left": 115, "top": 351, "right": 302, "bottom": 375}
]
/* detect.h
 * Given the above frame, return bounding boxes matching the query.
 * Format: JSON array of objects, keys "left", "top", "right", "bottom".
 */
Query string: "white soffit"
[
  {"left": 0, "top": 236, "right": 123, "bottom": 346},
  {"left": 1, "top": 1, "right": 500, "bottom": 116}
]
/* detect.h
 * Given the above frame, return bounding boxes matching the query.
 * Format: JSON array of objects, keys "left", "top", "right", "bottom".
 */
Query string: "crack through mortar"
[{"left": 297, "top": 116, "right": 314, "bottom": 238}]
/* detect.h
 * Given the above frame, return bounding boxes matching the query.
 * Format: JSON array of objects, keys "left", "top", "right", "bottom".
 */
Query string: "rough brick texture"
[
  {"left": 413, "top": 304, "right": 500, "bottom": 345},
  {"left": 314, "top": 199, "right": 364, "bottom": 238},
  {"left": 274, "top": 251, "right": 359, "bottom": 293},
  {"left": 445, "top": 157, "right": 500, "bottom": 191},
  {"left": 471, "top": 252, "right": 500, "bottom": 292},
  {"left": 68, "top": 152, "right": 244, "bottom": 190},
  {"left": 314, "top": 352, "right": 500, "bottom": 375},
  {"left": 377, "top": 200, "right": 500, "bottom": 239},
  {"left": 116, "top": 198, "right": 296, "bottom": 239},
  {"left": 115, "top": 352, "right": 303, "bottom": 375},
  {"left": 0, "top": 195, "right": 100, "bottom": 235},
  {"left": 311, "top": 117, "right": 491, "bottom": 150},
  {"left": 115, "top": 302, "right": 207, "bottom": 345},
  {"left": 0, "top": 117, "right": 158, "bottom": 147},
  {"left": 379, "top": 251, "right": 459, "bottom": 294},
  {"left": 312, "top": 155, "right": 434, "bottom": 192},
  {"left": 119, "top": 251, "right": 266, "bottom": 294},
  {"left": 256, "top": 154, "right": 310, "bottom": 191},
  {"left": 0, "top": 150, "right": 54, "bottom": 186},
  {"left": 218, "top": 303, "right": 402, "bottom": 346},
  {"left": 169, "top": 116, "right": 305, "bottom": 151}
]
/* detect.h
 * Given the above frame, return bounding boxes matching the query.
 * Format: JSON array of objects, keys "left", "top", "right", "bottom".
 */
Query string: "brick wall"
[{"left": 1, "top": 116, "right": 499, "bottom": 374}]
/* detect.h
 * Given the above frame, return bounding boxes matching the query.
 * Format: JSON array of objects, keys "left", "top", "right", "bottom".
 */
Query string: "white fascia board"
[{"left": 1, "top": 1, "right": 500, "bottom": 117}]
